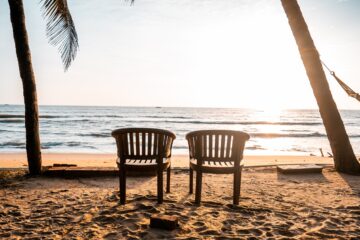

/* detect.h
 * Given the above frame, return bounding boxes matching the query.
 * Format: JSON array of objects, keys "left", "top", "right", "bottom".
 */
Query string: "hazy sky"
[{"left": 0, "top": 0, "right": 359, "bottom": 109}]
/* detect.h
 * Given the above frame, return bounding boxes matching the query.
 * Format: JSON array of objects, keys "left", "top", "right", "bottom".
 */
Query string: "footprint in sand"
[
  {"left": 274, "top": 228, "right": 296, "bottom": 237},
  {"left": 103, "top": 231, "right": 119, "bottom": 239},
  {"left": 136, "top": 203, "right": 159, "bottom": 213},
  {"left": 93, "top": 214, "right": 118, "bottom": 224},
  {"left": 195, "top": 225, "right": 208, "bottom": 232},
  {"left": 222, "top": 219, "right": 237, "bottom": 226},
  {"left": 210, "top": 211, "right": 220, "bottom": 218},
  {"left": 188, "top": 211, "right": 199, "bottom": 216},
  {"left": 256, "top": 215, "right": 266, "bottom": 220},
  {"left": 128, "top": 223, "right": 140, "bottom": 231},
  {"left": 251, "top": 228, "right": 264, "bottom": 237},
  {"left": 252, "top": 220, "right": 265, "bottom": 226},
  {"left": 319, "top": 227, "right": 345, "bottom": 235},
  {"left": 199, "top": 229, "right": 220, "bottom": 236},
  {"left": 236, "top": 229, "right": 251, "bottom": 235},
  {"left": 193, "top": 221, "right": 205, "bottom": 227}
]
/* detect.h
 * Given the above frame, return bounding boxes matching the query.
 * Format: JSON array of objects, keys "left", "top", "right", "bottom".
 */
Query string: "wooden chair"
[
  {"left": 112, "top": 128, "right": 176, "bottom": 204},
  {"left": 186, "top": 130, "right": 250, "bottom": 205}
]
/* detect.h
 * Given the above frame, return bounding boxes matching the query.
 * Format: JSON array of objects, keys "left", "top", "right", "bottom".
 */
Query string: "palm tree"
[
  {"left": 281, "top": 0, "right": 360, "bottom": 174},
  {"left": 8, "top": 0, "right": 78, "bottom": 175}
]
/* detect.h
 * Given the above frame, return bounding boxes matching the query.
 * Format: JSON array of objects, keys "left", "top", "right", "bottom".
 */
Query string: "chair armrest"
[{"left": 116, "top": 158, "right": 121, "bottom": 166}]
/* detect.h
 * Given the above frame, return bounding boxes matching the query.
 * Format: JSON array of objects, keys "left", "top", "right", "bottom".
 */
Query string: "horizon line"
[{"left": 1, "top": 103, "right": 359, "bottom": 111}]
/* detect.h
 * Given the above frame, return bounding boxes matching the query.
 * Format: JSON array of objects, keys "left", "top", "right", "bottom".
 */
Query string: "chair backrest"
[
  {"left": 186, "top": 130, "right": 250, "bottom": 164},
  {"left": 112, "top": 128, "right": 176, "bottom": 161}
]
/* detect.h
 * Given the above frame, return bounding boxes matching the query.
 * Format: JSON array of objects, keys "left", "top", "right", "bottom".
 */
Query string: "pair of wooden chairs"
[{"left": 112, "top": 128, "right": 250, "bottom": 205}]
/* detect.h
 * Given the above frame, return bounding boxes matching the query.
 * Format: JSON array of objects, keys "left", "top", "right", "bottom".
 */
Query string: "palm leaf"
[
  {"left": 126, "top": 0, "right": 135, "bottom": 5},
  {"left": 41, "top": 0, "right": 79, "bottom": 71}
]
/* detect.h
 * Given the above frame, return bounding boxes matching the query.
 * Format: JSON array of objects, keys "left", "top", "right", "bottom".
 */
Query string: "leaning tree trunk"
[
  {"left": 9, "top": 0, "right": 42, "bottom": 175},
  {"left": 281, "top": 0, "right": 360, "bottom": 174}
]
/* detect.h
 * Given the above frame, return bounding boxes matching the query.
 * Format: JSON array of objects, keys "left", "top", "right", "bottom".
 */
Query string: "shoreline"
[{"left": 0, "top": 153, "right": 334, "bottom": 169}]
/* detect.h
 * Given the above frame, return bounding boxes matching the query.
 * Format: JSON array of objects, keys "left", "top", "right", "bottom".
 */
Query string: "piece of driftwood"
[
  {"left": 44, "top": 166, "right": 157, "bottom": 177},
  {"left": 150, "top": 214, "right": 178, "bottom": 230},
  {"left": 112, "top": 128, "right": 176, "bottom": 205},
  {"left": 186, "top": 130, "right": 250, "bottom": 205},
  {"left": 43, "top": 167, "right": 118, "bottom": 178},
  {"left": 53, "top": 163, "right": 77, "bottom": 167},
  {"left": 277, "top": 164, "right": 324, "bottom": 174}
]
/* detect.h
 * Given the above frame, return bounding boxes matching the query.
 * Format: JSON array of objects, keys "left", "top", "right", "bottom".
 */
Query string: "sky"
[{"left": 0, "top": 0, "right": 359, "bottom": 109}]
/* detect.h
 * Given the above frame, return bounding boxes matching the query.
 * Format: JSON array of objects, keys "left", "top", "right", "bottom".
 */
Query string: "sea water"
[{"left": 1, "top": 105, "right": 360, "bottom": 156}]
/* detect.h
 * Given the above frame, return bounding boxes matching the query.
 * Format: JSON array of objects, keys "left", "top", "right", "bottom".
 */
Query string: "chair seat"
[
  {"left": 190, "top": 159, "right": 243, "bottom": 174},
  {"left": 117, "top": 158, "right": 171, "bottom": 171}
]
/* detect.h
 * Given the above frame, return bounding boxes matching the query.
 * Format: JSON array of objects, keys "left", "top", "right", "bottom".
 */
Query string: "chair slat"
[
  {"left": 142, "top": 132, "right": 146, "bottom": 156},
  {"left": 135, "top": 132, "right": 140, "bottom": 156},
  {"left": 190, "top": 137, "right": 195, "bottom": 158},
  {"left": 148, "top": 133, "right": 152, "bottom": 155},
  {"left": 154, "top": 133, "right": 158, "bottom": 155},
  {"left": 215, "top": 134, "right": 219, "bottom": 158},
  {"left": 203, "top": 135, "right": 206, "bottom": 158},
  {"left": 187, "top": 138, "right": 192, "bottom": 158},
  {"left": 221, "top": 134, "right": 225, "bottom": 158},
  {"left": 129, "top": 133, "right": 134, "bottom": 155},
  {"left": 163, "top": 135, "right": 167, "bottom": 155},
  {"left": 122, "top": 134, "right": 128, "bottom": 156},
  {"left": 206, "top": 134, "right": 210, "bottom": 158},
  {"left": 226, "top": 135, "right": 232, "bottom": 158},
  {"left": 158, "top": 134, "right": 164, "bottom": 162}
]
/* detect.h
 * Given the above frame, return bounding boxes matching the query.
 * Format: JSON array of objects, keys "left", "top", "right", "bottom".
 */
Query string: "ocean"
[{"left": 1, "top": 105, "right": 360, "bottom": 156}]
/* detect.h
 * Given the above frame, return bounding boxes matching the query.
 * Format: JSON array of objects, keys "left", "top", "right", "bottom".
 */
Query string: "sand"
[
  {"left": 1, "top": 165, "right": 360, "bottom": 239},
  {"left": 0, "top": 153, "right": 334, "bottom": 169}
]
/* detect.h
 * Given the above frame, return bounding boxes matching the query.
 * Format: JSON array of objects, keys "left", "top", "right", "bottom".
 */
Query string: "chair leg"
[
  {"left": 233, "top": 167, "right": 242, "bottom": 205},
  {"left": 119, "top": 167, "right": 126, "bottom": 205},
  {"left": 157, "top": 167, "right": 163, "bottom": 204},
  {"left": 189, "top": 168, "right": 193, "bottom": 194},
  {"left": 239, "top": 166, "right": 243, "bottom": 197},
  {"left": 195, "top": 170, "right": 202, "bottom": 204},
  {"left": 166, "top": 166, "right": 171, "bottom": 193}
]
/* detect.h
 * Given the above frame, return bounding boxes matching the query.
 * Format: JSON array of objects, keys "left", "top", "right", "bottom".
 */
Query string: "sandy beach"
[
  {"left": 1, "top": 165, "right": 360, "bottom": 239},
  {"left": 0, "top": 153, "right": 359, "bottom": 239}
]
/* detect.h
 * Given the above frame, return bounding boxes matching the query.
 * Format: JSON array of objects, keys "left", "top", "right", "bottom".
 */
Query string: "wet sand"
[
  {"left": 0, "top": 153, "right": 334, "bottom": 169},
  {"left": 1, "top": 166, "right": 359, "bottom": 239}
]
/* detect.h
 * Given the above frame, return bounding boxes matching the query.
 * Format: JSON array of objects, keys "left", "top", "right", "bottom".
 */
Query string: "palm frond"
[{"left": 41, "top": 0, "right": 79, "bottom": 71}]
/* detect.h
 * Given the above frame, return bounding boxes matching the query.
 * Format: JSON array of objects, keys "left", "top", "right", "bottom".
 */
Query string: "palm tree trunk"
[
  {"left": 8, "top": 0, "right": 42, "bottom": 175},
  {"left": 281, "top": 0, "right": 360, "bottom": 174}
]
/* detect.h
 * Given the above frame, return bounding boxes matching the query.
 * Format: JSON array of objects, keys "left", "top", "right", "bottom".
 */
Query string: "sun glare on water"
[{"left": 249, "top": 108, "right": 298, "bottom": 155}]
